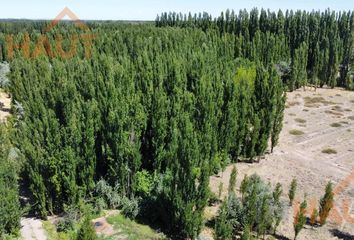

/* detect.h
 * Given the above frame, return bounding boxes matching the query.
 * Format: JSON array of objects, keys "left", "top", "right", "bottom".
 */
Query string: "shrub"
[
  {"left": 121, "top": 197, "right": 140, "bottom": 219},
  {"left": 289, "top": 130, "right": 304, "bottom": 136},
  {"left": 321, "top": 148, "right": 337, "bottom": 154},
  {"left": 134, "top": 170, "right": 153, "bottom": 196},
  {"left": 294, "top": 118, "right": 306, "bottom": 124},
  {"left": 76, "top": 218, "right": 97, "bottom": 240},
  {"left": 94, "top": 179, "right": 121, "bottom": 209},
  {"left": 330, "top": 122, "right": 342, "bottom": 127},
  {"left": 94, "top": 197, "right": 107, "bottom": 214},
  {"left": 56, "top": 205, "right": 80, "bottom": 232}
]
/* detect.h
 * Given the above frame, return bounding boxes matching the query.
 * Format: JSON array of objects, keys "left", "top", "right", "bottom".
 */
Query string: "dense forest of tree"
[
  {"left": 0, "top": 8, "right": 351, "bottom": 239},
  {"left": 156, "top": 9, "right": 354, "bottom": 90}
]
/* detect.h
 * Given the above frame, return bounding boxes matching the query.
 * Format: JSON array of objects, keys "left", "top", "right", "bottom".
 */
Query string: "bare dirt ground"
[
  {"left": 203, "top": 87, "right": 354, "bottom": 240},
  {"left": 0, "top": 89, "right": 11, "bottom": 122},
  {"left": 93, "top": 210, "right": 119, "bottom": 237},
  {"left": 20, "top": 218, "right": 48, "bottom": 240}
]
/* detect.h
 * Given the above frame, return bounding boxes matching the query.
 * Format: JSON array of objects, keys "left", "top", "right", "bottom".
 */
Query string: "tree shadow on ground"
[
  {"left": 273, "top": 233, "right": 291, "bottom": 240},
  {"left": 330, "top": 229, "right": 354, "bottom": 240}
]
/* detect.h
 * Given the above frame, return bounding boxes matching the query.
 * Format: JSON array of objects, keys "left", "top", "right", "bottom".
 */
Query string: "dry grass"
[
  {"left": 304, "top": 96, "right": 336, "bottom": 108},
  {"left": 344, "top": 109, "right": 352, "bottom": 112},
  {"left": 303, "top": 109, "right": 309, "bottom": 112},
  {"left": 287, "top": 101, "right": 301, "bottom": 107},
  {"left": 325, "top": 110, "right": 344, "bottom": 116},
  {"left": 321, "top": 148, "right": 337, "bottom": 154},
  {"left": 289, "top": 113, "right": 296, "bottom": 116},
  {"left": 294, "top": 118, "right": 306, "bottom": 124},
  {"left": 348, "top": 116, "right": 354, "bottom": 120},
  {"left": 350, "top": 100, "right": 354, "bottom": 103},
  {"left": 289, "top": 129, "right": 305, "bottom": 136},
  {"left": 330, "top": 122, "right": 342, "bottom": 127},
  {"left": 331, "top": 105, "right": 343, "bottom": 111}
]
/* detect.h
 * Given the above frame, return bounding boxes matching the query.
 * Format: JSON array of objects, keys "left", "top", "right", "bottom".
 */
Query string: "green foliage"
[
  {"left": 76, "top": 218, "right": 97, "bottom": 240},
  {"left": 214, "top": 201, "right": 233, "bottom": 240},
  {"left": 134, "top": 170, "right": 153, "bottom": 195},
  {"left": 121, "top": 197, "right": 140, "bottom": 220},
  {"left": 56, "top": 205, "right": 80, "bottom": 232},
  {"left": 106, "top": 213, "right": 166, "bottom": 240},
  {"left": 215, "top": 174, "right": 284, "bottom": 239},
  {"left": 319, "top": 182, "right": 334, "bottom": 225},
  {"left": 3, "top": 13, "right": 290, "bottom": 237},
  {"left": 289, "top": 179, "right": 297, "bottom": 205},
  {"left": 0, "top": 125, "right": 21, "bottom": 236},
  {"left": 228, "top": 166, "right": 237, "bottom": 193},
  {"left": 310, "top": 208, "right": 318, "bottom": 226},
  {"left": 293, "top": 198, "right": 307, "bottom": 240},
  {"left": 94, "top": 179, "right": 121, "bottom": 210}
]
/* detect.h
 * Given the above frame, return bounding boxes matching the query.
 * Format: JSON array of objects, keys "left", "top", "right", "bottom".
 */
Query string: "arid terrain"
[{"left": 205, "top": 87, "right": 354, "bottom": 240}]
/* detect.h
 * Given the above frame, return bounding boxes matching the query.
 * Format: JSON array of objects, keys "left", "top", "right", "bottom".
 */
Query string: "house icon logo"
[
  {"left": 45, "top": 7, "right": 89, "bottom": 32},
  {"left": 6, "top": 7, "right": 95, "bottom": 60}
]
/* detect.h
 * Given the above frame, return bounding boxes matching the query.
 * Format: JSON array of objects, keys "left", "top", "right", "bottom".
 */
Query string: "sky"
[{"left": 0, "top": 0, "right": 352, "bottom": 20}]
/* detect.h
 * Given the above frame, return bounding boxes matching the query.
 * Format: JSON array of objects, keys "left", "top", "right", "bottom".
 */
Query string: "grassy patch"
[
  {"left": 289, "top": 113, "right": 296, "bottom": 116},
  {"left": 294, "top": 118, "right": 306, "bottom": 124},
  {"left": 330, "top": 123, "right": 342, "bottom": 127},
  {"left": 106, "top": 214, "right": 165, "bottom": 240},
  {"left": 42, "top": 221, "right": 72, "bottom": 240},
  {"left": 287, "top": 101, "right": 301, "bottom": 107},
  {"left": 322, "top": 148, "right": 337, "bottom": 154},
  {"left": 289, "top": 130, "right": 304, "bottom": 136},
  {"left": 344, "top": 109, "right": 352, "bottom": 112},
  {"left": 335, "top": 94, "right": 342, "bottom": 97},
  {"left": 348, "top": 116, "right": 354, "bottom": 120}
]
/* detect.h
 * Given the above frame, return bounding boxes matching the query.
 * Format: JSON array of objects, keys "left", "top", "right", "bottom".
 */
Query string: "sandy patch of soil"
[
  {"left": 207, "top": 87, "right": 354, "bottom": 240},
  {"left": 93, "top": 210, "right": 119, "bottom": 237},
  {"left": 20, "top": 218, "right": 48, "bottom": 240},
  {"left": 0, "top": 89, "right": 11, "bottom": 122}
]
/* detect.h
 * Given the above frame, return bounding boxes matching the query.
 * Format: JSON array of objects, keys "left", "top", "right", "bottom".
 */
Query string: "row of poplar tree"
[{"left": 156, "top": 9, "right": 354, "bottom": 90}]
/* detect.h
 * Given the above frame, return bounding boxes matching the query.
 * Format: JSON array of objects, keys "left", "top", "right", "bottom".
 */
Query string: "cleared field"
[{"left": 205, "top": 87, "right": 354, "bottom": 240}]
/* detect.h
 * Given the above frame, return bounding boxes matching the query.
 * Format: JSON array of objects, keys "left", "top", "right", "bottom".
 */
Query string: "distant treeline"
[{"left": 156, "top": 9, "right": 354, "bottom": 90}]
